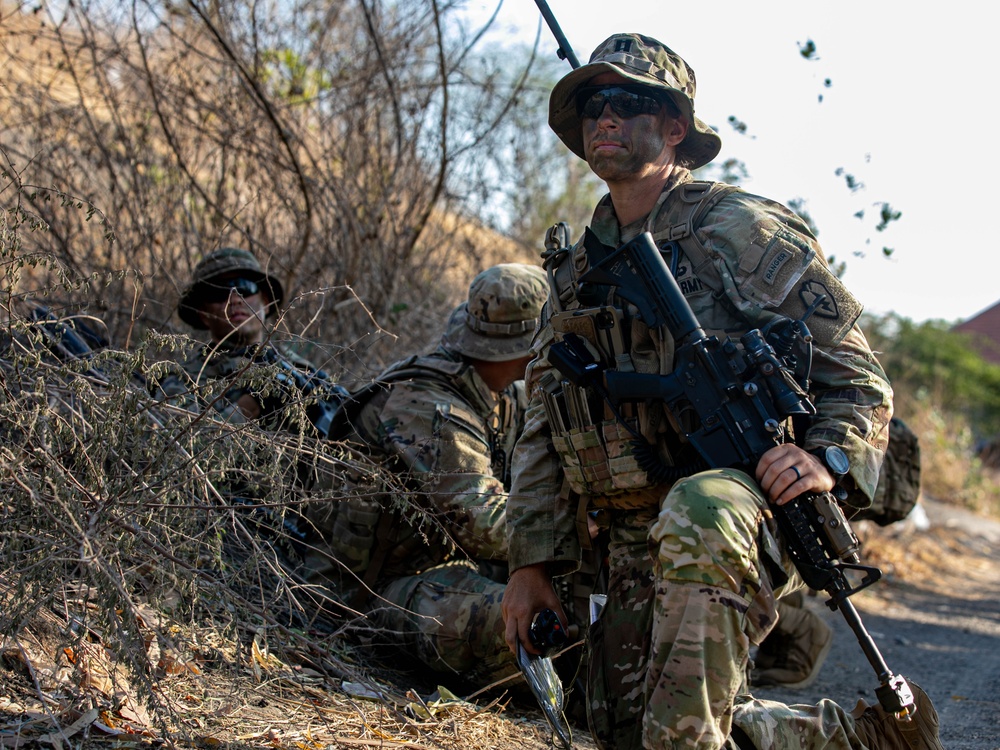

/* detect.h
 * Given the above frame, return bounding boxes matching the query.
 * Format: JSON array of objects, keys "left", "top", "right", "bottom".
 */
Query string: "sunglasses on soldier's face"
[
  {"left": 575, "top": 84, "right": 666, "bottom": 120},
  {"left": 201, "top": 277, "right": 261, "bottom": 304}
]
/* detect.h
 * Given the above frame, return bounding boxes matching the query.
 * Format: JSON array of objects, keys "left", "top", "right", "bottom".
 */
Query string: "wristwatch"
[
  {"left": 810, "top": 445, "right": 851, "bottom": 501},
  {"left": 811, "top": 445, "right": 850, "bottom": 478}
]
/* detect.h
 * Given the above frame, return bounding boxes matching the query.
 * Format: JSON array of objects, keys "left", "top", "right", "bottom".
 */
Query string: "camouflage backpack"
[
  {"left": 304, "top": 354, "right": 513, "bottom": 602},
  {"left": 854, "top": 417, "right": 922, "bottom": 526}
]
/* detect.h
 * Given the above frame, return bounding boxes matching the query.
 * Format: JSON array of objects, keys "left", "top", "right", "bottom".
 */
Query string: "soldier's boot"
[
  {"left": 851, "top": 680, "right": 943, "bottom": 750},
  {"left": 751, "top": 596, "right": 833, "bottom": 689}
]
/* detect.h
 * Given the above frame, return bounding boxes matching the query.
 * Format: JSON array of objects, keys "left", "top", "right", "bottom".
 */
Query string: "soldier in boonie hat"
[
  {"left": 177, "top": 247, "right": 285, "bottom": 332},
  {"left": 299, "top": 260, "right": 566, "bottom": 692},
  {"left": 548, "top": 32, "right": 722, "bottom": 169},
  {"left": 441, "top": 263, "right": 548, "bottom": 363},
  {"left": 159, "top": 246, "right": 344, "bottom": 430},
  {"left": 504, "top": 29, "right": 943, "bottom": 750}
]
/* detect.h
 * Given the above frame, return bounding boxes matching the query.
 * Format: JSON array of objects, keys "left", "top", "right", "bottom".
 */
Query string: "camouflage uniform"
[
  {"left": 507, "top": 34, "right": 905, "bottom": 750},
  {"left": 303, "top": 264, "right": 591, "bottom": 688},
  {"left": 154, "top": 247, "right": 348, "bottom": 564},
  {"left": 156, "top": 340, "right": 335, "bottom": 434},
  {"left": 156, "top": 247, "right": 345, "bottom": 435}
]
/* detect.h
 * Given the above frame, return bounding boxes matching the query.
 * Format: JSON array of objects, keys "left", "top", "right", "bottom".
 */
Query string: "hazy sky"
[{"left": 463, "top": 0, "right": 998, "bottom": 323}]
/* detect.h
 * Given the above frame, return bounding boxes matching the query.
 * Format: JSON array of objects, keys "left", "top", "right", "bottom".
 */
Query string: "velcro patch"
[
  {"left": 738, "top": 242, "right": 768, "bottom": 275},
  {"left": 778, "top": 266, "right": 863, "bottom": 346},
  {"left": 437, "top": 402, "right": 489, "bottom": 447},
  {"left": 737, "top": 228, "right": 813, "bottom": 308}
]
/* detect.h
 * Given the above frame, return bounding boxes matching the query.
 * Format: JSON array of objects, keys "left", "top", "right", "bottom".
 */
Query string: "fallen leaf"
[{"left": 39, "top": 707, "right": 99, "bottom": 745}]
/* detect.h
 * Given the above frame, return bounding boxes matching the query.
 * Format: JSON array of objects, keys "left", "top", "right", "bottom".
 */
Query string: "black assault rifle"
[
  {"left": 252, "top": 344, "right": 350, "bottom": 440},
  {"left": 548, "top": 231, "right": 916, "bottom": 719}
]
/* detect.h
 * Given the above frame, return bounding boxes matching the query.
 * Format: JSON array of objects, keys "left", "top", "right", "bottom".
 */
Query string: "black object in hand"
[{"left": 529, "top": 609, "right": 568, "bottom": 656}]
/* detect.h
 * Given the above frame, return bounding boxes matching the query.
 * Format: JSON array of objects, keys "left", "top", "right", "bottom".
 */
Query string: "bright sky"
[{"left": 463, "top": 0, "right": 999, "bottom": 324}]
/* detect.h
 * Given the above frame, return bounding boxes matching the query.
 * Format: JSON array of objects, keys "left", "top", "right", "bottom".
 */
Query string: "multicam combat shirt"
[{"left": 507, "top": 168, "right": 893, "bottom": 576}]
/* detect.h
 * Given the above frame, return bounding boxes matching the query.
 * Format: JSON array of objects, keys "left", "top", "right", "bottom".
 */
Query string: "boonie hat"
[
  {"left": 549, "top": 33, "right": 722, "bottom": 169},
  {"left": 178, "top": 247, "right": 285, "bottom": 329},
  {"left": 441, "top": 263, "right": 548, "bottom": 362}
]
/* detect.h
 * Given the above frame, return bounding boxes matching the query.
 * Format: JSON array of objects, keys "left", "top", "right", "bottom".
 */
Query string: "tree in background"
[
  {"left": 864, "top": 314, "right": 1000, "bottom": 438},
  {"left": 864, "top": 312, "right": 1000, "bottom": 511},
  {"left": 0, "top": 0, "right": 540, "bottom": 378}
]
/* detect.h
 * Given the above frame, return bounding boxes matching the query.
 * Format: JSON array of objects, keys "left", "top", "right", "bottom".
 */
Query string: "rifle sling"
[{"left": 656, "top": 181, "right": 741, "bottom": 302}]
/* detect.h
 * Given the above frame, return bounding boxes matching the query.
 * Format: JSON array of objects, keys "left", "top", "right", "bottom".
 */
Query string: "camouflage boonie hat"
[
  {"left": 441, "top": 263, "right": 548, "bottom": 362},
  {"left": 178, "top": 247, "right": 285, "bottom": 329},
  {"left": 549, "top": 33, "right": 722, "bottom": 169}
]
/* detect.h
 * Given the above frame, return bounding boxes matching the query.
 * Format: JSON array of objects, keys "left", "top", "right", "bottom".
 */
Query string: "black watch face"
[{"left": 824, "top": 445, "right": 850, "bottom": 476}]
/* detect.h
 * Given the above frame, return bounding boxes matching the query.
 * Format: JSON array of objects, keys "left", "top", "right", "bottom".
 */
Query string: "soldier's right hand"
[
  {"left": 502, "top": 564, "right": 565, "bottom": 656},
  {"left": 755, "top": 443, "right": 834, "bottom": 506}
]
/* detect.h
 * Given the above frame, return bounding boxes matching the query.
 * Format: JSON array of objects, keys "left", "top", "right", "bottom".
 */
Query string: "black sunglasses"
[
  {"left": 201, "top": 277, "right": 262, "bottom": 304},
  {"left": 575, "top": 84, "right": 666, "bottom": 120}
]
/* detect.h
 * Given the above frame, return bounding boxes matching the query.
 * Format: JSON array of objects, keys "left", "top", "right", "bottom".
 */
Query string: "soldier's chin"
[
  {"left": 228, "top": 319, "right": 264, "bottom": 342},
  {"left": 586, "top": 153, "right": 634, "bottom": 182}
]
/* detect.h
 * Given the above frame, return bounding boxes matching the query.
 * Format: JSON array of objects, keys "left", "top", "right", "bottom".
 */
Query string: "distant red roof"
[{"left": 954, "top": 301, "right": 1000, "bottom": 364}]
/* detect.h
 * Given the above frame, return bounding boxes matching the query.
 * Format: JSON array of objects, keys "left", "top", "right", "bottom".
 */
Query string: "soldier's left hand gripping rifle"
[{"left": 546, "top": 229, "right": 917, "bottom": 721}]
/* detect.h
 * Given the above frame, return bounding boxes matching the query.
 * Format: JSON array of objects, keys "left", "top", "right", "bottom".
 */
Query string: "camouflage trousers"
[
  {"left": 371, "top": 560, "right": 517, "bottom": 689},
  {"left": 587, "top": 468, "right": 871, "bottom": 750}
]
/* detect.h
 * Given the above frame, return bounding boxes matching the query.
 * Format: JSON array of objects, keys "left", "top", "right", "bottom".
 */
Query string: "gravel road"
[{"left": 755, "top": 498, "right": 1000, "bottom": 750}]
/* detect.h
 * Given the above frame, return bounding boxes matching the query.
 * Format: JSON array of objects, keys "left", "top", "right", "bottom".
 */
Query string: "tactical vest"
[
  {"left": 313, "top": 352, "right": 521, "bottom": 595},
  {"left": 540, "top": 179, "right": 865, "bottom": 504},
  {"left": 538, "top": 181, "right": 751, "bottom": 502}
]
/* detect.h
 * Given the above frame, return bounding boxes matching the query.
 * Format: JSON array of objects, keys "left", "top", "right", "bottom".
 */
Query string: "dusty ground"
[{"left": 1, "top": 496, "right": 998, "bottom": 749}]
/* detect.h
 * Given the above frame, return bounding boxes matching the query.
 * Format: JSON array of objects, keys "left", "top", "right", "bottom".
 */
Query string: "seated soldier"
[
  {"left": 301, "top": 263, "right": 600, "bottom": 690},
  {"left": 157, "top": 247, "right": 346, "bottom": 436}
]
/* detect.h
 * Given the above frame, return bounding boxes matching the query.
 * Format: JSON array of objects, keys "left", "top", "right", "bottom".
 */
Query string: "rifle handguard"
[{"left": 771, "top": 492, "right": 881, "bottom": 606}]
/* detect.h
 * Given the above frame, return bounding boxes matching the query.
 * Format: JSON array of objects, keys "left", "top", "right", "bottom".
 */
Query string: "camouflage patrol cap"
[
  {"left": 178, "top": 247, "right": 285, "bottom": 329},
  {"left": 549, "top": 33, "right": 722, "bottom": 169},
  {"left": 441, "top": 263, "right": 548, "bottom": 362}
]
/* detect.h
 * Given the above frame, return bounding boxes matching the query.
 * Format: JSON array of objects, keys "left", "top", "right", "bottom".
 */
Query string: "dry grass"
[
  {"left": 0, "top": 232, "right": 586, "bottom": 749},
  {"left": 0, "top": 576, "right": 580, "bottom": 750},
  {"left": 894, "top": 405, "right": 1000, "bottom": 519},
  {"left": 2, "top": 303, "right": 996, "bottom": 750}
]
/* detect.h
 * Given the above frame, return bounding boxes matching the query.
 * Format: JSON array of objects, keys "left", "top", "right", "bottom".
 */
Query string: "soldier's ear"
[
  {"left": 664, "top": 114, "right": 687, "bottom": 146},
  {"left": 261, "top": 291, "right": 275, "bottom": 315}
]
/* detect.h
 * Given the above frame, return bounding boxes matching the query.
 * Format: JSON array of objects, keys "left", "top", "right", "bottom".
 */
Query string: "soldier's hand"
[
  {"left": 235, "top": 392, "right": 263, "bottom": 419},
  {"left": 502, "top": 564, "right": 564, "bottom": 656},
  {"left": 755, "top": 444, "right": 834, "bottom": 505}
]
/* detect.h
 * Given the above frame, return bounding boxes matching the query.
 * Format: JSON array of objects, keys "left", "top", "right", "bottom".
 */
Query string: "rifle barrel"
[{"left": 532, "top": 0, "right": 581, "bottom": 68}]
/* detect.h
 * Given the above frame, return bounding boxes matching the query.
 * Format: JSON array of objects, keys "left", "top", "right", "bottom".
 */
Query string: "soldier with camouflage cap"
[
  {"left": 157, "top": 247, "right": 346, "bottom": 434},
  {"left": 502, "top": 33, "right": 942, "bottom": 750},
  {"left": 301, "top": 263, "right": 598, "bottom": 689}
]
